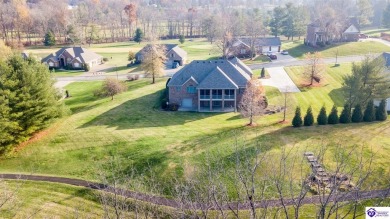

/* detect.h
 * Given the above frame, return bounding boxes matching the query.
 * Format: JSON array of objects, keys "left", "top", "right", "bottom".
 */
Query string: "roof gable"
[{"left": 197, "top": 67, "right": 238, "bottom": 89}]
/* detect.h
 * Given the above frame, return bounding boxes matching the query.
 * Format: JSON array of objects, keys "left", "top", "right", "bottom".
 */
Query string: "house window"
[
  {"left": 200, "top": 90, "right": 210, "bottom": 99},
  {"left": 74, "top": 63, "right": 80, "bottom": 68},
  {"left": 67, "top": 58, "right": 71, "bottom": 62},
  {"left": 212, "top": 90, "right": 222, "bottom": 99},
  {"left": 187, "top": 86, "right": 196, "bottom": 94},
  {"left": 240, "top": 49, "right": 246, "bottom": 54},
  {"left": 224, "top": 89, "right": 235, "bottom": 99},
  {"left": 175, "top": 87, "right": 181, "bottom": 92},
  {"left": 171, "top": 53, "right": 174, "bottom": 58},
  {"left": 49, "top": 62, "right": 54, "bottom": 67}
]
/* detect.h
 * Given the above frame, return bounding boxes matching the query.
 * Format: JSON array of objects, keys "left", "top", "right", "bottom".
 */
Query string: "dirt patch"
[{"left": 13, "top": 125, "right": 59, "bottom": 153}]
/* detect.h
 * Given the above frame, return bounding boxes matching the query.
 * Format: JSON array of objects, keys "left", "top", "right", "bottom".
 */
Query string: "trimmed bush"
[
  {"left": 328, "top": 105, "right": 339, "bottom": 124},
  {"left": 376, "top": 99, "right": 388, "bottom": 121},
  {"left": 292, "top": 107, "right": 303, "bottom": 127},
  {"left": 83, "top": 63, "right": 90, "bottom": 72},
  {"left": 260, "top": 67, "right": 265, "bottom": 78},
  {"left": 351, "top": 104, "right": 363, "bottom": 123},
  {"left": 363, "top": 100, "right": 376, "bottom": 122},
  {"left": 317, "top": 106, "right": 327, "bottom": 125},
  {"left": 339, "top": 104, "right": 351, "bottom": 123},
  {"left": 103, "top": 57, "right": 109, "bottom": 62},
  {"left": 169, "top": 103, "right": 179, "bottom": 111},
  {"left": 304, "top": 106, "right": 314, "bottom": 126}
]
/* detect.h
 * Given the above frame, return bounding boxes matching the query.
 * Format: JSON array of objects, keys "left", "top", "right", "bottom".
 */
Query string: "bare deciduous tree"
[
  {"left": 95, "top": 78, "right": 127, "bottom": 100},
  {"left": 141, "top": 43, "right": 167, "bottom": 84},
  {"left": 239, "top": 79, "right": 266, "bottom": 126},
  {"left": 304, "top": 52, "right": 325, "bottom": 86}
]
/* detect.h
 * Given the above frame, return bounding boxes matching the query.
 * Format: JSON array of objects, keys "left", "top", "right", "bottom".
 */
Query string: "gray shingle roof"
[
  {"left": 197, "top": 67, "right": 238, "bottom": 89},
  {"left": 168, "top": 59, "right": 251, "bottom": 89},
  {"left": 239, "top": 37, "right": 281, "bottom": 47},
  {"left": 41, "top": 47, "right": 102, "bottom": 63},
  {"left": 136, "top": 44, "right": 187, "bottom": 58}
]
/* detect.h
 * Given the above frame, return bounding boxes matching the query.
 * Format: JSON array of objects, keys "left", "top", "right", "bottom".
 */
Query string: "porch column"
[
  {"left": 210, "top": 89, "right": 212, "bottom": 111},
  {"left": 198, "top": 89, "right": 200, "bottom": 112},
  {"left": 234, "top": 89, "right": 237, "bottom": 113},
  {"left": 222, "top": 89, "right": 225, "bottom": 112}
]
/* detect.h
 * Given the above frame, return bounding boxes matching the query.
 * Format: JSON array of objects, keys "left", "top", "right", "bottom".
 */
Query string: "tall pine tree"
[
  {"left": 352, "top": 104, "right": 363, "bottom": 123},
  {"left": 376, "top": 99, "right": 388, "bottom": 121},
  {"left": 363, "top": 100, "right": 375, "bottom": 122},
  {"left": 292, "top": 106, "right": 303, "bottom": 127},
  {"left": 44, "top": 30, "right": 56, "bottom": 46},
  {"left": 304, "top": 106, "right": 314, "bottom": 126},
  {"left": 328, "top": 105, "right": 339, "bottom": 124},
  {"left": 317, "top": 106, "right": 327, "bottom": 125},
  {"left": 134, "top": 28, "right": 144, "bottom": 44},
  {"left": 0, "top": 56, "right": 65, "bottom": 153},
  {"left": 340, "top": 104, "right": 352, "bottom": 123}
]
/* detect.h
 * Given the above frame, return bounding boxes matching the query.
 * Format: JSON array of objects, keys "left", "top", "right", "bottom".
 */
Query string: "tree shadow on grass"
[
  {"left": 79, "top": 90, "right": 217, "bottom": 130},
  {"left": 328, "top": 88, "right": 344, "bottom": 107}
]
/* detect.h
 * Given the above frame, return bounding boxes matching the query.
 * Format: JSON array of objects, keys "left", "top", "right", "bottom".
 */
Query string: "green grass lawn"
[
  {"left": 282, "top": 40, "right": 390, "bottom": 59},
  {"left": 0, "top": 65, "right": 389, "bottom": 197},
  {"left": 0, "top": 180, "right": 105, "bottom": 218},
  {"left": 243, "top": 55, "right": 271, "bottom": 65},
  {"left": 362, "top": 28, "right": 390, "bottom": 37}
]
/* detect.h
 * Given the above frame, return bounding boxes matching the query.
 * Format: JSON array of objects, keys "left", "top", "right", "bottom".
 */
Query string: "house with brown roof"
[
  {"left": 42, "top": 47, "right": 102, "bottom": 69},
  {"left": 229, "top": 37, "right": 281, "bottom": 58},
  {"left": 136, "top": 44, "right": 187, "bottom": 66},
  {"left": 167, "top": 57, "right": 252, "bottom": 112}
]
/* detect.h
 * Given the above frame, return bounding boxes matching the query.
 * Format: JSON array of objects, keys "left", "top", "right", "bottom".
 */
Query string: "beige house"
[{"left": 42, "top": 47, "right": 103, "bottom": 69}]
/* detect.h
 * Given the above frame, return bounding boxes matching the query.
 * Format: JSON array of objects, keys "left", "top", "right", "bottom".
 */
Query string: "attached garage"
[{"left": 181, "top": 98, "right": 193, "bottom": 108}]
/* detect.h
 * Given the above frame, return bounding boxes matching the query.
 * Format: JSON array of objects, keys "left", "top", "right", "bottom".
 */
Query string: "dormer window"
[{"left": 187, "top": 85, "right": 196, "bottom": 94}]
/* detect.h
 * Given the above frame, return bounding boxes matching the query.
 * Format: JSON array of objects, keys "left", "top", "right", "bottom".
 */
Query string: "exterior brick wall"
[{"left": 168, "top": 79, "right": 198, "bottom": 108}]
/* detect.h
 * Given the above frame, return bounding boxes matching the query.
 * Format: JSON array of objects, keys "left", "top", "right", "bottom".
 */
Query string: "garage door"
[{"left": 182, "top": 98, "right": 192, "bottom": 108}]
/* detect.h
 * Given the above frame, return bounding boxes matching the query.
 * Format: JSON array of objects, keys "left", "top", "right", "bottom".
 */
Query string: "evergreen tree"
[
  {"left": 376, "top": 99, "right": 388, "bottom": 121},
  {"left": 0, "top": 56, "right": 64, "bottom": 153},
  {"left": 328, "top": 105, "right": 339, "bottom": 124},
  {"left": 383, "top": 3, "right": 390, "bottom": 28},
  {"left": 304, "top": 106, "right": 314, "bottom": 126},
  {"left": 292, "top": 106, "right": 303, "bottom": 127},
  {"left": 317, "top": 106, "right": 327, "bottom": 125},
  {"left": 179, "top": 35, "right": 185, "bottom": 44},
  {"left": 363, "top": 100, "right": 376, "bottom": 122},
  {"left": 339, "top": 104, "right": 352, "bottom": 123},
  {"left": 134, "top": 28, "right": 144, "bottom": 44},
  {"left": 260, "top": 67, "right": 265, "bottom": 78},
  {"left": 44, "top": 30, "right": 56, "bottom": 46},
  {"left": 352, "top": 104, "right": 363, "bottom": 123}
]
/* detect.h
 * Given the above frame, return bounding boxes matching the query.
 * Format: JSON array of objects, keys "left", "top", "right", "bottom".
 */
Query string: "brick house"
[
  {"left": 42, "top": 47, "right": 102, "bottom": 69},
  {"left": 167, "top": 57, "right": 252, "bottom": 112},
  {"left": 136, "top": 44, "right": 187, "bottom": 66},
  {"left": 306, "top": 18, "right": 360, "bottom": 47},
  {"left": 229, "top": 37, "right": 281, "bottom": 57}
]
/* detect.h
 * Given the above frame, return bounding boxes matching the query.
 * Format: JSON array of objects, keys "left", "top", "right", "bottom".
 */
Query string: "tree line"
[{"left": 1, "top": 0, "right": 384, "bottom": 48}]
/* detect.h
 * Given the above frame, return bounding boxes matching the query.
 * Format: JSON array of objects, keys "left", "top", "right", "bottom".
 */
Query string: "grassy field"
[
  {"left": 282, "top": 40, "right": 390, "bottom": 59},
  {"left": 0, "top": 61, "right": 389, "bottom": 197},
  {"left": 0, "top": 180, "right": 105, "bottom": 218}
]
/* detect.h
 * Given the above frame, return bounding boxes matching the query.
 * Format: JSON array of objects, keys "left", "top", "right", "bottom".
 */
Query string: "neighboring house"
[
  {"left": 41, "top": 47, "right": 103, "bottom": 69},
  {"left": 306, "top": 18, "right": 360, "bottom": 47},
  {"left": 136, "top": 44, "right": 187, "bottom": 66},
  {"left": 229, "top": 37, "right": 281, "bottom": 57},
  {"left": 374, "top": 52, "right": 390, "bottom": 110},
  {"left": 167, "top": 57, "right": 252, "bottom": 112}
]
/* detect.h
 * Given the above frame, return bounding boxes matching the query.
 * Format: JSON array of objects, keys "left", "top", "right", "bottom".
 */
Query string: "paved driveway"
[{"left": 260, "top": 67, "right": 300, "bottom": 93}]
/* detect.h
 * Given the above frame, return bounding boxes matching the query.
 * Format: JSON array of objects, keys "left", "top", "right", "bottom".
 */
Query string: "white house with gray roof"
[
  {"left": 136, "top": 44, "right": 187, "bottom": 66},
  {"left": 42, "top": 47, "right": 102, "bottom": 69},
  {"left": 229, "top": 37, "right": 281, "bottom": 58},
  {"left": 167, "top": 57, "right": 252, "bottom": 112}
]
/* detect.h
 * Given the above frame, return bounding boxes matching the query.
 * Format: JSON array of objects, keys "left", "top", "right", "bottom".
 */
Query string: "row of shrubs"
[{"left": 292, "top": 100, "right": 388, "bottom": 127}]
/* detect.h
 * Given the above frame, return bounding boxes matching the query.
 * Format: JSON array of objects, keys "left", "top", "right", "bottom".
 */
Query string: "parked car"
[
  {"left": 172, "top": 62, "right": 179, "bottom": 69},
  {"left": 281, "top": 50, "right": 289, "bottom": 55},
  {"left": 269, "top": 54, "right": 277, "bottom": 60}
]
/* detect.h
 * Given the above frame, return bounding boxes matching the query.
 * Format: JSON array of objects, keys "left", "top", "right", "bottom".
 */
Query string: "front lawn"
[
  {"left": 282, "top": 40, "right": 390, "bottom": 59},
  {"left": 242, "top": 55, "right": 271, "bottom": 65}
]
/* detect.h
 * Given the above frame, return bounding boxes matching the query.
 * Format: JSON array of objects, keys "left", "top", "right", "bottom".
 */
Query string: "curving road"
[{"left": 1, "top": 174, "right": 389, "bottom": 210}]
